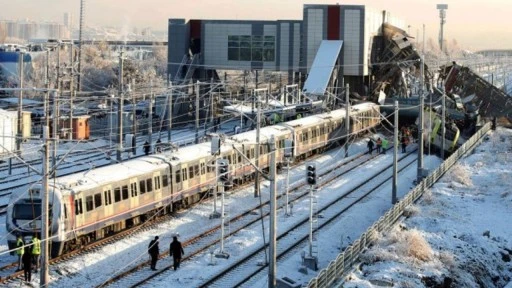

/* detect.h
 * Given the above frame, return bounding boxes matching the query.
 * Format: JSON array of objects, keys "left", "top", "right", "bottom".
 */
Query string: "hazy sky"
[{"left": 0, "top": 0, "right": 510, "bottom": 50}]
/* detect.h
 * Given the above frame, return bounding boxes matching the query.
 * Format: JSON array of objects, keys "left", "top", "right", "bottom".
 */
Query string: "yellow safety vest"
[
  {"left": 16, "top": 238, "right": 24, "bottom": 255},
  {"left": 32, "top": 237, "right": 41, "bottom": 255}
]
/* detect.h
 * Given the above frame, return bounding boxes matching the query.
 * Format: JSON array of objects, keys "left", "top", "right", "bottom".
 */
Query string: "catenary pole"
[
  {"left": 392, "top": 100, "right": 398, "bottom": 204},
  {"left": 195, "top": 81, "right": 200, "bottom": 144},
  {"left": 254, "top": 92, "right": 261, "bottom": 198},
  {"left": 69, "top": 43, "right": 74, "bottom": 140},
  {"left": 53, "top": 45, "right": 61, "bottom": 175},
  {"left": 344, "top": 83, "right": 350, "bottom": 157},
  {"left": 148, "top": 80, "right": 153, "bottom": 148},
  {"left": 40, "top": 125, "right": 50, "bottom": 287},
  {"left": 17, "top": 52, "right": 24, "bottom": 154},
  {"left": 168, "top": 82, "right": 173, "bottom": 142},
  {"left": 441, "top": 86, "right": 446, "bottom": 159},
  {"left": 417, "top": 54, "right": 425, "bottom": 182},
  {"left": 268, "top": 135, "right": 277, "bottom": 288},
  {"left": 117, "top": 50, "right": 124, "bottom": 162}
]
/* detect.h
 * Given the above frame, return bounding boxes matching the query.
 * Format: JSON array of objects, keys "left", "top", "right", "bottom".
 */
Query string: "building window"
[{"left": 228, "top": 35, "right": 275, "bottom": 62}]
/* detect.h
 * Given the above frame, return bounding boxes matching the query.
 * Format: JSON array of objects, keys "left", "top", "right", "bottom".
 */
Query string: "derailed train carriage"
[{"left": 6, "top": 103, "right": 380, "bottom": 257}]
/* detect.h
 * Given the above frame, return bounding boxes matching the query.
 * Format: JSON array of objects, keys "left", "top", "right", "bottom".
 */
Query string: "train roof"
[
  {"left": 228, "top": 125, "right": 290, "bottom": 144},
  {"left": 167, "top": 142, "right": 215, "bottom": 164},
  {"left": 283, "top": 108, "right": 347, "bottom": 128},
  {"left": 54, "top": 154, "right": 170, "bottom": 194}
]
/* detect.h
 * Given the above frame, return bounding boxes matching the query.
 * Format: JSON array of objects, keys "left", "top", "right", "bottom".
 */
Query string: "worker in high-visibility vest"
[
  {"left": 381, "top": 138, "right": 389, "bottom": 154},
  {"left": 31, "top": 234, "right": 41, "bottom": 272},
  {"left": 15, "top": 234, "right": 24, "bottom": 271}
]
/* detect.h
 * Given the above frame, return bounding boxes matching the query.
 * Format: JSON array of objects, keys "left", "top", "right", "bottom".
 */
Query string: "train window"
[
  {"left": 140, "top": 180, "right": 146, "bottom": 194},
  {"left": 146, "top": 179, "right": 153, "bottom": 192},
  {"left": 131, "top": 183, "right": 138, "bottom": 197},
  {"left": 114, "top": 188, "right": 121, "bottom": 202},
  {"left": 162, "top": 174, "right": 169, "bottom": 187},
  {"left": 245, "top": 150, "right": 250, "bottom": 159},
  {"left": 312, "top": 129, "right": 316, "bottom": 138},
  {"left": 251, "top": 148, "right": 255, "bottom": 158},
  {"left": 74, "top": 199, "right": 82, "bottom": 215},
  {"left": 86, "top": 196, "right": 93, "bottom": 212},
  {"left": 238, "top": 154, "right": 242, "bottom": 163},
  {"left": 181, "top": 168, "right": 187, "bottom": 181},
  {"left": 94, "top": 193, "right": 102, "bottom": 208},
  {"left": 200, "top": 163, "right": 205, "bottom": 175},
  {"left": 176, "top": 171, "right": 181, "bottom": 183},
  {"left": 104, "top": 190, "right": 112, "bottom": 205},
  {"left": 63, "top": 204, "right": 67, "bottom": 219},
  {"left": 122, "top": 185, "right": 129, "bottom": 200},
  {"left": 154, "top": 176, "right": 161, "bottom": 190},
  {"left": 194, "top": 165, "right": 199, "bottom": 176},
  {"left": 189, "top": 167, "right": 194, "bottom": 179}
]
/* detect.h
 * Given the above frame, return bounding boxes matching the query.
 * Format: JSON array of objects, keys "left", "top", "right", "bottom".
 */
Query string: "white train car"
[{"left": 6, "top": 103, "right": 380, "bottom": 257}]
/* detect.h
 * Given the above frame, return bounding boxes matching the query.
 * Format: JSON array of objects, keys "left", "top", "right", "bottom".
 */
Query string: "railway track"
[
  {"left": 200, "top": 151, "right": 418, "bottom": 288},
  {"left": 0, "top": 138, "right": 363, "bottom": 285},
  {"left": 93, "top": 148, "right": 406, "bottom": 288}
]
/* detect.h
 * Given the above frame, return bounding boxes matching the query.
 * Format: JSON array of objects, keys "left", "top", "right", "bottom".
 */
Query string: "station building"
[{"left": 168, "top": 3, "right": 405, "bottom": 95}]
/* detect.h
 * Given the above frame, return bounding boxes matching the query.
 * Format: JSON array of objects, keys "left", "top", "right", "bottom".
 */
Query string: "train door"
[
  {"left": 129, "top": 178, "right": 139, "bottom": 209},
  {"left": 173, "top": 164, "right": 183, "bottom": 201},
  {"left": 103, "top": 185, "right": 114, "bottom": 218},
  {"left": 153, "top": 172, "right": 162, "bottom": 206}
]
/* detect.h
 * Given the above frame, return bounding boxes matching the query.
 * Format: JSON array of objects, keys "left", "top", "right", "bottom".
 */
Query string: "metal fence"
[{"left": 306, "top": 122, "right": 492, "bottom": 288}]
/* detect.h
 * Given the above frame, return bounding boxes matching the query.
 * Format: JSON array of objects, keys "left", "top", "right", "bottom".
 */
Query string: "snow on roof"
[
  {"left": 283, "top": 108, "right": 347, "bottom": 128},
  {"left": 168, "top": 142, "right": 213, "bottom": 163},
  {"left": 56, "top": 155, "right": 170, "bottom": 194},
  {"left": 229, "top": 125, "right": 290, "bottom": 144}
]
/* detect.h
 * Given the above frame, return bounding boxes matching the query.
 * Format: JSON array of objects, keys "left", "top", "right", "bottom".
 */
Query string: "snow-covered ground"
[
  {"left": 343, "top": 127, "right": 512, "bottom": 288},
  {"left": 2, "top": 127, "right": 510, "bottom": 288}
]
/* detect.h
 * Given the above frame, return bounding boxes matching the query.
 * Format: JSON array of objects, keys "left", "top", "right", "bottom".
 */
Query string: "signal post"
[{"left": 305, "top": 163, "right": 318, "bottom": 270}]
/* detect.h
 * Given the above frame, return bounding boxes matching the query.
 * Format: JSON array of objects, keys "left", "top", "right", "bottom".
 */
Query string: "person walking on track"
[
  {"left": 169, "top": 236, "right": 185, "bottom": 270},
  {"left": 148, "top": 236, "right": 160, "bottom": 270}
]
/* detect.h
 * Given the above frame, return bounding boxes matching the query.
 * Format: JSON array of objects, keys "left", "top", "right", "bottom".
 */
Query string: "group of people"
[
  {"left": 148, "top": 235, "right": 185, "bottom": 271},
  {"left": 367, "top": 137, "right": 387, "bottom": 155},
  {"left": 15, "top": 233, "right": 41, "bottom": 283},
  {"left": 367, "top": 130, "right": 412, "bottom": 155}
]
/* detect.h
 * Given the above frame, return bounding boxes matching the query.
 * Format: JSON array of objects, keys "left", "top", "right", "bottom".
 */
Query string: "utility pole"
[
  {"left": 254, "top": 92, "right": 261, "bottom": 198},
  {"left": 441, "top": 86, "right": 446, "bottom": 159},
  {"left": 53, "top": 45, "right": 61, "bottom": 174},
  {"left": 45, "top": 49, "right": 50, "bottom": 128},
  {"left": 77, "top": 0, "right": 85, "bottom": 91},
  {"left": 16, "top": 52, "right": 24, "bottom": 154},
  {"left": 131, "top": 86, "right": 137, "bottom": 155},
  {"left": 69, "top": 43, "right": 74, "bottom": 140},
  {"left": 344, "top": 83, "right": 350, "bottom": 157},
  {"left": 392, "top": 100, "right": 398, "bottom": 204},
  {"left": 195, "top": 81, "right": 200, "bottom": 144},
  {"left": 210, "top": 79, "right": 215, "bottom": 132},
  {"left": 268, "top": 135, "right": 277, "bottom": 288},
  {"left": 148, "top": 80, "right": 153, "bottom": 147},
  {"left": 168, "top": 81, "right": 173, "bottom": 142},
  {"left": 40, "top": 125, "right": 50, "bottom": 287},
  {"left": 52, "top": 91, "right": 58, "bottom": 176},
  {"left": 117, "top": 50, "right": 124, "bottom": 162},
  {"left": 417, "top": 55, "right": 425, "bottom": 182}
]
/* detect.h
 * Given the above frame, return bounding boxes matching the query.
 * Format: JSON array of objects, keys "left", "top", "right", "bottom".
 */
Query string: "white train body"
[{"left": 6, "top": 103, "right": 380, "bottom": 257}]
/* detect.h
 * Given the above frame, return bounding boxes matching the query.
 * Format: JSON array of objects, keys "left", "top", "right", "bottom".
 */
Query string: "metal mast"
[
  {"left": 117, "top": 50, "right": 124, "bottom": 162},
  {"left": 437, "top": 4, "right": 448, "bottom": 53},
  {"left": 77, "top": 0, "right": 85, "bottom": 91}
]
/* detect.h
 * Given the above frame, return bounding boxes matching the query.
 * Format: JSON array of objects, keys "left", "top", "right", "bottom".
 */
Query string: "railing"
[{"left": 306, "top": 122, "right": 492, "bottom": 288}]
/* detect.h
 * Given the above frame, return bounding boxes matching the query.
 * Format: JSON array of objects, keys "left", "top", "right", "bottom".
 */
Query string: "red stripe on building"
[
  {"left": 189, "top": 19, "right": 201, "bottom": 39},
  {"left": 327, "top": 6, "right": 340, "bottom": 40}
]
